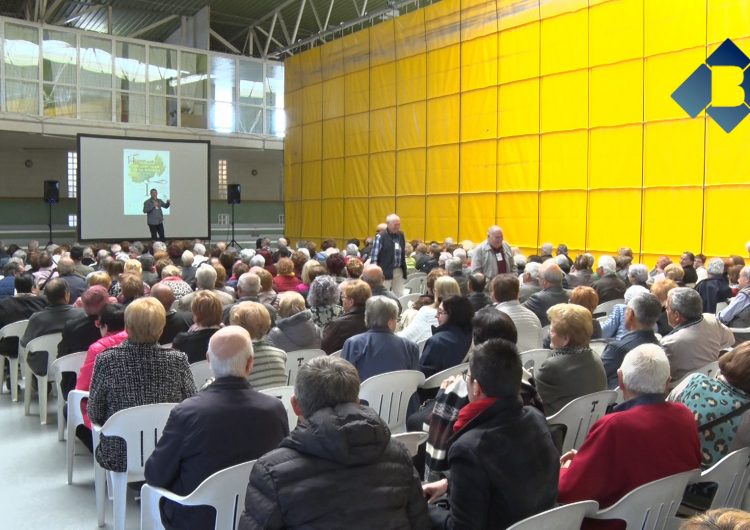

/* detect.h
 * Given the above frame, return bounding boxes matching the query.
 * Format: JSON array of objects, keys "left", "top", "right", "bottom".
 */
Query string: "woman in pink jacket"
[{"left": 74, "top": 303, "right": 127, "bottom": 451}]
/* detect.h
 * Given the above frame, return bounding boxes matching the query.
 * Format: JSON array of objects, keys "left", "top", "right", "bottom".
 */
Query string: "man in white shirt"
[{"left": 490, "top": 273, "right": 543, "bottom": 353}]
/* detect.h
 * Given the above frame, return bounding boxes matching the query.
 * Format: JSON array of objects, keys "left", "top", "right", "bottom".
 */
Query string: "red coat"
[
  {"left": 558, "top": 399, "right": 701, "bottom": 530},
  {"left": 273, "top": 274, "right": 302, "bottom": 293}
]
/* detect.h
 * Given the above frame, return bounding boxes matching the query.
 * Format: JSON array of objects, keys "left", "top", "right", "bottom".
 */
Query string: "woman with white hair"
[
  {"left": 267, "top": 291, "right": 321, "bottom": 352},
  {"left": 307, "top": 275, "right": 343, "bottom": 328},
  {"left": 696, "top": 257, "right": 733, "bottom": 314}
]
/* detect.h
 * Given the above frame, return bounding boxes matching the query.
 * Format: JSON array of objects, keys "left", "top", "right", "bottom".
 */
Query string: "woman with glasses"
[{"left": 418, "top": 295, "right": 474, "bottom": 378}]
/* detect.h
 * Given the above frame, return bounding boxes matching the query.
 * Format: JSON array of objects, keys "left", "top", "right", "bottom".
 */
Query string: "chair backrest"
[
  {"left": 697, "top": 360, "right": 720, "bottom": 379},
  {"left": 398, "top": 293, "right": 421, "bottom": 310},
  {"left": 716, "top": 301, "right": 729, "bottom": 316},
  {"left": 359, "top": 370, "right": 425, "bottom": 433},
  {"left": 404, "top": 276, "right": 425, "bottom": 295},
  {"left": 590, "top": 469, "right": 700, "bottom": 530},
  {"left": 50, "top": 351, "right": 87, "bottom": 379},
  {"left": 26, "top": 332, "right": 63, "bottom": 371},
  {"left": 0, "top": 319, "right": 29, "bottom": 356},
  {"left": 406, "top": 272, "right": 426, "bottom": 280},
  {"left": 285, "top": 349, "right": 326, "bottom": 386},
  {"left": 329, "top": 350, "right": 342, "bottom": 358},
  {"left": 190, "top": 360, "right": 213, "bottom": 389},
  {"left": 392, "top": 431, "right": 428, "bottom": 458},
  {"left": 546, "top": 390, "right": 618, "bottom": 454},
  {"left": 259, "top": 386, "right": 298, "bottom": 430},
  {"left": 420, "top": 362, "right": 469, "bottom": 390},
  {"left": 100, "top": 403, "right": 177, "bottom": 480},
  {"left": 416, "top": 338, "right": 428, "bottom": 354},
  {"left": 593, "top": 299, "right": 625, "bottom": 317},
  {"left": 589, "top": 340, "right": 608, "bottom": 357},
  {"left": 699, "top": 447, "right": 750, "bottom": 509},
  {"left": 507, "top": 500, "right": 599, "bottom": 530},
  {"left": 519, "top": 349, "right": 552, "bottom": 376}
]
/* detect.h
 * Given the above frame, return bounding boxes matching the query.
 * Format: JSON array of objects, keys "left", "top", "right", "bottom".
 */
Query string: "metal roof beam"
[
  {"left": 210, "top": 28, "right": 241, "bottom": 54},
  {"left": 128, "top": 13, "right": 179, "bottom": 38}
]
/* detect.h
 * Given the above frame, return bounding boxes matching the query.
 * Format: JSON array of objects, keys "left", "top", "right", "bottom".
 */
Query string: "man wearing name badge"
[
  {"left": 471, "top": 225, "right": 517, "bottom": 281},
  {"left": 143, "top": 188, "right": 171, "bottom": 242},
  {"left": 370, "top": 214, "right": 408, "bottom": 297}
]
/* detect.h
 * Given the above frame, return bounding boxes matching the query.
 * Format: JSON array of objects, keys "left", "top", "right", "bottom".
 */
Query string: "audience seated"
[
  {"left": 696, "top": 257, "right": 733, "bottom": 314},
  {"left": 398, "top": 276, "right": 460, "bottom": 344},
  {"left": 230, "top": 301, "right": 288, "bottom": 390},
  {"left": 342, "top": 296, "right": 419, "bottom": 382},
  {"left": 88, "top": 297, "right": 196, "bottom": 472},
  {"left": 267, "top": 291, "right": 320, "bottom": 352},
  {"left": 145, "top": 326, "right": 289, "bottom": 530},
  {"left": 271, "top": 257, "right": 302, "bottom": 293},
  {"left": 238, "top": 356, "right": 429, "bottom": 529},
  {"left": 55, "top": 256, "right": 87, "bottom": 303},
  {"left": 361, "top": 265, "right": 402, "bottom": 310},
  {"left": 423, "top": 339, "right": 559, "bottom": 528},
  {"left": 669, "top": 341, "right": 750, "bottom": 469},
  {"left": 491, "top": 273, "right": 543, "bottom": 353},
  {"left": 159, "top": 264, "right": 193, "bottom": 301},
  {"left": 172, "top": 290, "right": 222, "bottom": 364},
  {"left": 419, "top": 295, "right": 474, "bottom": 378},
  {"left": 150, "top": 282, "right": 193, "bottom": 345},
  {"left": 0, "top": 272, "right": 46, "bottom": 362},
  {"left": 719, "top": 265, "right": 750, "bottom": 328},
  {"left": 223, "top": 272, "right": 277, "bottom": 327},
  {"left": 466, "top": 273, "right": 492, "bottom": 312},
  {"left": 600, "top": 285, "right": 649, "bottom": 340},
  {"left": 651, "top": 278, "right": 678, "bottom": 336},
  {"left": 75, "top": 303, "right": 127, "bottom": 451},
  {"left": 558, "top": 344, "right": 701, "bottom": 529},
  {"left": 665, "top": 263, "right": 686, "bottom": 285},
  {"left": 660, "top": 287, "right": 734, "bottom": 383},
  {"left": 321, "top": 279, "right": 371, "bottom": 354},
  {"left": 522, "top": 261, "right": 569, "bottom": 327},
  {"left": 307, "top": 275, "right": 343, "bottom": 329},
  {"left": 592, "top": 255, "right": 627, "bottom": 303},
  {"left": 681, "top": 251, "right": 699, "bottom": 285},
  {"left": 534, "top": 303, "right": 607, "bottom": 415},
  {"left": 177, "top": 265, "right": 233, "bottom": 311},
  {"left": 566, "top": 254, "right": 595, "bottom": 288},
  {"left": 601, "top": 293, "right": 662, "bottom": 389},
  {"left": 445, "top": 257, "right": 468, "bottom": 296},
  {"left": 252, "top": 267, "right": 278, "bottom": 306},
  {"left": 568, "top": 286, "right": 603, "bottom": 341}
]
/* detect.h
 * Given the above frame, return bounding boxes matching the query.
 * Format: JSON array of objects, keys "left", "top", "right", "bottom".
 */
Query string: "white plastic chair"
[
  {"left": 507, "top": 500, "right": 599, "bottom": 530},
  {"left": 398, "top": 293, "right": 421, "bottom": 310},
  {"left": 519, "top": 348, "right": 552, "bottom": 376},
  {"left": 406, "top": 271, "right": 426, "bottom": 280},
  {"left": 140, "top": 460, "right": 256, "bottom": 530},
  {"left": 259, "top": 385, "right": 298, "bottom": 430},
  {"left": 546, "top": 390, "right": 618, "bottom": 454},
  {"left": 359, "top": 370, "right": 425, "bottom": 434},
  {"left": 93, "top": 402, "right": 177, "bottom": 530},
  {"left": 417, "top": 338, "right": 428, "bottom": 354},
  {"left": 729, "top": 326, "right": 750, "bottom": 344},
  {"left": 0, "top": 319, "right": 29, "bottom": 401},
  {"left": 392, "top": 431, "right": 428, "bottom": 458},
  {"left": 50, "top": 351, "right": 86, "bottom": 441},
  {"left": 23, "top": 332, "right": 63, "bottom": 424},
  {"left": 330, "top": 349, "right": 342, "bottom": 358},
  {"left": 589, "top": 340, "right": 608, "bottom": 357},
  {"left": 420, "top": 362, "right": 469, "bottom": 390},
  {"left": 672, "top": 360, "right": 722, "bottom": 388},
  {"left": 589, "top": 469, "right": 700, "bottom": 529},
  {"left": 66, "top": 389, "right": 89, "bottom": 485},
  {"left": 715, "top": 301, "right": 729, "bottom": 316},
  {"left": 404, "top": 276, "right": 425, "bottom": 295},
  {"left": 285, "top": 349, "right": 325, "bottom": 385},
  {"left": 691, "top": 447, "right": 750, "bottom": 509},
  {"left": 189, "top": 360, "right": 213, "bottom": 389},
  {"left": 593, "top": 299, "right": 625, "bottom": 317}
]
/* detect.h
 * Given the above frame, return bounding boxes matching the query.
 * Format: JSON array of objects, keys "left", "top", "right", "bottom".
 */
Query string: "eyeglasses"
[{"left": 437, "top": 309, "right": 448, "bottom": 316}]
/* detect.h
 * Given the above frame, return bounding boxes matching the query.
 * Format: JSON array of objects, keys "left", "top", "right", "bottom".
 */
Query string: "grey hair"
[
  {"left": 707, "top": 257, "right": 725, "bottom": 276},
  {"left": 598, "top": 255, "right": 617, "bottom": 275},
  {"left": 208, "top": 336, "right": 254, "bottom": 378},
  {"left": 308, "top": 275, "right": 341, "bottom": 306},
  {"left": 181, "top": 250, "right": 194, "bottom": 267},
  {"left": 620, "top": 343, "right": 670, "bottom": 395},
  {"left": 237, "top": 272, "right": 261, "bottom": 296},
  {"left": 250, "top": 255, "right": 266, "bottom": 267},
  {"left": 628, "top": 264, "right": 649, "bottom": 284},
  {"left": 195, "top": 264, "right": 217, "bottom": 289},
  {"left": 294, "top": 356, "right": 360, "bottom": 417},
  {"left": 386, "top": 213, "right": 400, "bottom": 224},
  {"left": 627, "top": 293, "right": 662, "bottom": 327},
  {"left": 152, "top": 241, "right": 167, "bottom": 252},
  {"left": 515, "top": 254, "right": 527, "bottom": 267},
  {"left": 12, "top": 249, "right": 27, "bottom": 263},
  {"left": 193, "top": 243, "right": 206, "bottom": 256},
  {"left": 364, "top": 295, "right": 399, "bottom": 329},
  {"left": 668, "top": 287, "right": 703, "bottom": 321},
  {"left": 541, "top": 243, "right": 553, "bottom": 255},
  {"left": 540, "top": 262, "right": 563, "bottom": 284},
  {"left": 525, "top": 262, "right": 541, "bottom": 280},
  {"left": 624, "top": 285, "right": 649, "bottom": 303},
  {"left": 445, "top": 256, "right": 463, "bottom": 274},
  {"left": 741, "top": 265, "right": 750, "bottom": 281},
  {"left": 555, "top": 254, "right": 569, "bottom": 268}
]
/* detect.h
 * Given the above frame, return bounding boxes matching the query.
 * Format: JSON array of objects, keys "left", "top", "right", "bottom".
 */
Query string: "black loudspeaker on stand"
[
  {"left": 43, "top": 180, "right": 59, "bottom": 246},
  {"left": 227, "top": 184, "right": 241, "bottom": 249}
]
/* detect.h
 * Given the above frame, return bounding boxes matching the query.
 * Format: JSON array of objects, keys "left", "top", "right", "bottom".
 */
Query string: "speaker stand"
[
  {"left": 228, "top": 202, "right": 241, "bottom": 249},
  {"left": 47, "top": 201, "right": 54, "bottom": 246}
]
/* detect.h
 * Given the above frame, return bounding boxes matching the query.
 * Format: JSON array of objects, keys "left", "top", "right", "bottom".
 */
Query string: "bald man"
[
  {"left": 471, "top": 225, "right": 517, "bottom": 280},
  {"left": 145, "top": 326, "right": 289, "bottom": 530},
  {"left": 151, "top": 282, "right": 193, "bottom": 344}
]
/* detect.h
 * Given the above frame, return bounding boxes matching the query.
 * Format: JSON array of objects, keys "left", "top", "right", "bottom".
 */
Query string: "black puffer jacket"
[{"left": 238, "top": 403, "right": 430, "bottom": 530}]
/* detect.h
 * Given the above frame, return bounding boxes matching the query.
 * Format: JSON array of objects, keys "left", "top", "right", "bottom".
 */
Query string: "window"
[
  {"left": 68, "top": 214, "right": 77, "bottom": 227},
  {"left": 67, "top": 151, "right": 77, "bottom": 198},
  {"left": 218, "top": 159, "right": 227, "bottom": 199}
]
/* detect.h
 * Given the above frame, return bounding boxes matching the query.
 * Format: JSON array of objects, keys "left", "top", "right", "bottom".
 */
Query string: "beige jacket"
[{"left": 660, "top": 314, "right": 734, "bottom": 383}]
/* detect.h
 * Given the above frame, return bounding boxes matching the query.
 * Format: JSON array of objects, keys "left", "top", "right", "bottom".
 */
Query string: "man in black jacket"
[
  {"left": 522, "top": 261, "right": 569, "bottom": 326},
  {"left": 145, "top": 326, "right": 289, "bottom": 530},
  {"left": 423, "top": 339, "right": 559, "bottom": 529},
  {"left": 239, "top": 356, "right": 430, "bottom": 530},
  {"left": 370, "top": 213, "right": 408, "bottom": 296}
]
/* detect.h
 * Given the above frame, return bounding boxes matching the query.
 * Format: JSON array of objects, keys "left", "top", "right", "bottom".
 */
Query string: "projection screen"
[{"left": 78, "top": 134, "right": 210, "bottom": 241}]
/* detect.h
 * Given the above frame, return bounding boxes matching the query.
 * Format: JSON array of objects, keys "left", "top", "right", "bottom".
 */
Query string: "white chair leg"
[
  {"left": 0, "top": 355, "right": 6, "bottom": 394},
  {"left": 57, "top": 391, "right": 65, "bottom": 441},
  {"left": 9, "top": 357, "right": 18, "bottom": 402},
  {"left": 94, "top": 463, "right": 106, "bottom": 527},
  {"left": 139, "top": 484, "right": 166, "bottom": 530},
  {"left": 111, "top": 471, "right": 128, "bottom": 530},
  {"left": 39, "top": 375, "right": 48, "bottom": 425},
  {"left": 66, "top": 399, "right": 75, "bottom": 484},
  {"left": 23, "top": 372, "right": 34, "bottom": 416}
]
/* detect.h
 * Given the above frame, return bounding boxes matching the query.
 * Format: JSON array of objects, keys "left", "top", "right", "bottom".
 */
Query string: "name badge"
[
  {"left": 394, "top": 243, "right": 401, "bottom": 251},
  {"left": 496, "top": 252, "right": 504, "bottom": 262}
]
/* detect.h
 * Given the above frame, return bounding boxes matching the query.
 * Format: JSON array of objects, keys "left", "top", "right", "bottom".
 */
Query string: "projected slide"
[{"left": 123, "top": 149, "right": 170, "bottom": 216}]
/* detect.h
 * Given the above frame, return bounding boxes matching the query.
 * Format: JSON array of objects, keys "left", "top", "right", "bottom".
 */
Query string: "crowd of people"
[{"left": 1, "top": 219, "right": 749, "bottom": 529}]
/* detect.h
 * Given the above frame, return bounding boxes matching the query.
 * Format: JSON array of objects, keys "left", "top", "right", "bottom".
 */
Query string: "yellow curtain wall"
[{"left": 284, "top": 0, "right": 750, "bottom": 261}]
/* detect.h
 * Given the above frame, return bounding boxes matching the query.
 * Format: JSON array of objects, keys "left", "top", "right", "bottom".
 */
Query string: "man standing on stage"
[
  {"left": 143, "top": 188, "right": 170, "bottom": 241},
  {"left": 370, "top": 214, "right": 408, "bottom": 297}
]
